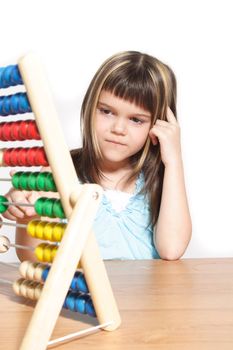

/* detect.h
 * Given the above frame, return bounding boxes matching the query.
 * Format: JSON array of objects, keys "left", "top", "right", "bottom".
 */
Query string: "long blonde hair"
[{"left": 71, "top": 51, "right": 177, "bottom": 226}]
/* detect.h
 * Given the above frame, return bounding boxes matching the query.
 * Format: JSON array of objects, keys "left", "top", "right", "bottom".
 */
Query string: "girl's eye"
[
  {"left": 130, "top": 117, "right": 144, "bottom": 124},
  {"left": 99, "top": 107, "right": 112, "bottom": 115}
]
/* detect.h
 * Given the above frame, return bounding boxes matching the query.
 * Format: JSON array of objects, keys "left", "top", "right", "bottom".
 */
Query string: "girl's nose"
[{"left": 111, "top": 117, "right": 127, "bottom": 135}]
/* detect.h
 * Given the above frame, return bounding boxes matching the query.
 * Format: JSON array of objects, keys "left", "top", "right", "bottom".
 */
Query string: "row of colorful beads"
[
  {"left": 0, "top": 120, "right": 40, "bottom": 141},
  {"left": 12, "top": 172, "right": 56, "bottom": 192},
  {"left": 27, "top": 220, "right": 65, "bottom": 242},
  {"left": 2, "top": 147, "right": 48, "bottom": 167},
  {"left": 19, "top": 260, "right": 88, "bottom": 293}
]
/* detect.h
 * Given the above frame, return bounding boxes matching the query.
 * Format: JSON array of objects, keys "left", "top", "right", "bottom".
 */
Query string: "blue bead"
[
  {"left": 0, "top": 68, "right": 3, "bottom": 87},
  {"left": 19, "top": 93, "right": 31, "bottom": 113},
  {"left": 86, "top": 298, "right": 96, "bottom": 318},
  {"left": 10, "top": 94, "right": 19, "bottom": 113},
  {"left": 70, "top": 275, "right": 78, "bottom": 290},
  {"left": 75, "top": 293, "right": 89, "bottom": 314},
  {"left": 0, "top": 99, "right": 4, "bottom": 115},
  {"left": 0, "top": 65, "right": 23, "bottom": 88},
  {"left": 77, "top": 272, "right": 89, "bottom": 293},
  {"left": 41, "top": 267, "right": 50, "bottom": 281},
  {"left": 2, "top": 96, "right": 11, "bottom": 115},
  {"left": 65, "top": 292, "right": 76, "bottom": 312},
  {"left": 11, "top": 66, "right": 23, "bottom": 85},
  {"left": 3, "top": 66, "right": 13, "bottom": 87}
]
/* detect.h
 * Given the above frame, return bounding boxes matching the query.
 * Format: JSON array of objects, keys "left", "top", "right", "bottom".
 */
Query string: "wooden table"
[{"left": 1, "top": 258, "right": 233, "bottom": 350}]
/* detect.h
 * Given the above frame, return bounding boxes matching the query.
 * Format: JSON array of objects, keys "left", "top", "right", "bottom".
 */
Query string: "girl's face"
[{"left": 95, "top": 90, "right": 152, "bottom": 170}]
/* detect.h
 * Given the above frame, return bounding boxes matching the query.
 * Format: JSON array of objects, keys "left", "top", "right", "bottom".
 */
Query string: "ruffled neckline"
[{"left": 101, "top": 172, "right": 145, "bottom": 215}]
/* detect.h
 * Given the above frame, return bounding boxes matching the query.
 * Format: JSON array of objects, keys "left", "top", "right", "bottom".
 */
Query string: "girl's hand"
[
  {"left": 149, "top": 107, "right": 182, "bottom": 167},
  {"left": 2, "top": 170, "right": 41, "bottom": 221},
  {"left": 2, "top": 187, "right": 40, "bottom": 221}
]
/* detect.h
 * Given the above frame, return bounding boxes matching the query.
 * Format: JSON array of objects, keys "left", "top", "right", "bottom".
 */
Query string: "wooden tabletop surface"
[{"left": 0, "top": 258, "right": 233, "bottom": 350}]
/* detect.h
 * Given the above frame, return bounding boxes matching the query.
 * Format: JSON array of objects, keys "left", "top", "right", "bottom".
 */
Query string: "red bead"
[
  {"left": 11, "top": 121, "right": 21, "bottom": 141},
  {"left": 2, "top": 122, "right": 12, "bottom": 141},
  {"left": 18, "top": 148, "right": 28, "bottom": 166},
  {"left": 35, "top": 147, "right": 48, "bottom": 166},
  {"left": 19, "top": 120, "right": 29, "bottom": 140},
  {"left": 10, "top": 148, "right": 21, "bottom": 166},
  {"left": 0, "top": 123, "right": 3, "bottom": 140},
  {"left": 3, "top": 149, "right": 12, "bottom": 165},
  {"left": 28, "top": 120, "right": 41, "bottom": 140},
  {"left": 27, "top": 147, "right": 37, "bottom": 166},
  {"left": 0, "top": 123, "right": 6, "bottom": 141}
]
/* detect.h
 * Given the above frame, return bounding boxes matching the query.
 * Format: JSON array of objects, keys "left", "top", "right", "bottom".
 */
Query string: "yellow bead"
[
  {"left": 51, "top": 245, "right": 58, "bottom": 261},
  {"left": 43, "top": 222, "right": 54, "bottom": 241},
  {"left": 35, "top": 221, "right": 47, "bottom": 239},
  {"left": 43, "top": 244, "right": 53, "bottom": 263},
  {"left": 53, "top": 223, "right": 65, "bottom": 242},
  {"left": 27, "top": 220, "right": 40, "bottom": 237},
  {"left": 35, "top": 243, "right": 47, "bottom": 262}
]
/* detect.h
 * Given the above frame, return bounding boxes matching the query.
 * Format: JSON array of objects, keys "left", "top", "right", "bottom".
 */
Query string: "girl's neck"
[{"left": 99, "top": 162, "right": 135, "bottom": 193}]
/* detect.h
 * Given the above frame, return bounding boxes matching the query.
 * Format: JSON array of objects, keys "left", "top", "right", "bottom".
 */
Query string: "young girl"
[{"left": 2, "top": 51, "right": 192, "bottom": 261}]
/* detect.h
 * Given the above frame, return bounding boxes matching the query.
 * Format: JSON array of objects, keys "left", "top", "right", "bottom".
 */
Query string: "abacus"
[{"left": 0, "top": 54, "right": 121, "bottom": 349}]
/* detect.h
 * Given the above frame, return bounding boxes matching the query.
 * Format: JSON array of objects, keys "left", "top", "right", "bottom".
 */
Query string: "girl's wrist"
[{"left": 163, "top": 156, "right": 183, "bottom": 170}]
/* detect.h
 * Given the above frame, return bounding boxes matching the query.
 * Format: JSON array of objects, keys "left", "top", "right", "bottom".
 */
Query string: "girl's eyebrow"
[{"left": 98, "top": 101, "right": 151, "bottom": 119}]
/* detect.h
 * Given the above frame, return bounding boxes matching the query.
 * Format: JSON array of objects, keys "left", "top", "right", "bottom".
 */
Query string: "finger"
[
  {"left": 149, "top": 126, "right": 167, "bottom": 141},
  {"left": 1, "top": 210, "right": 20, "bottom": 221},
  {"left": 7, "top": 191, "right": 31, "bottom": 217},
  {"left": 24, "top": 192, "right": 39, "bottom": 216},
  {"left": 156, "top": 119, "right": 170, "bottom": 127},
  {"left": 3, "top": 205, "right": 25, "bottom": 220},
  {"left": 9, "top": 169, "right": 17, "bottom": 177},
  {"left": 166, "top": 107, "right": 178, "bottom": 125}
]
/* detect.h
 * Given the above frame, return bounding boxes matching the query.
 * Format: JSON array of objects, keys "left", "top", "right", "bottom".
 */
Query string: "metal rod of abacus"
[
  {"left": 0, "top": 178, "right": 11, "bottom": 182},
  {"left": 0, "top": 235, "right": 34, "bottom": 252},
  {"left": 0, "top": 221, "right": 27, "bottom": 229},
  {"left": 47, "top": 322, "right": 113, "bottom": 348},
  {"left": 2, "top": 200, "right": 34, "bottom": 208},
  {"left": 8, "top": 243, "right": 34, "bottom": 251},
  {"left": 0, "top": 277, "right": 113, "bottom": 347}
]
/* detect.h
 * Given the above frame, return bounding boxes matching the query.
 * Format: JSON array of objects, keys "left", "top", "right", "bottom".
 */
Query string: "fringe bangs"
[{"left": 102, "top": 65, "right": 157, "bottom": 115}]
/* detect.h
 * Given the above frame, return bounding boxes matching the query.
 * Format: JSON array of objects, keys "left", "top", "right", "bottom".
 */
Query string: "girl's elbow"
[
  {"left": 159, "top": 249, "right": 183, "bottom": 261},
  {"left": 157, "top": 232, "right": 192, "bottom": 261}
]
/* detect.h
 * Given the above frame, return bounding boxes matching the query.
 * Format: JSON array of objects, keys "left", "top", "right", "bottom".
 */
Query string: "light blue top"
[{"left": 93, "top": 172, "right": 160, "bottom": 260}]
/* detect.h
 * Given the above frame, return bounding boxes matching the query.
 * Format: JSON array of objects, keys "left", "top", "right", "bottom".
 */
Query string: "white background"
[{"left": 1, "top": 0, "right": 233, "bottom": 262}]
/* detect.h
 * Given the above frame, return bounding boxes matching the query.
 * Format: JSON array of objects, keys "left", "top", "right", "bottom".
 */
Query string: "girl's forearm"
[{"left": 155, "top": 159, "right": 192, "bottom": 260}]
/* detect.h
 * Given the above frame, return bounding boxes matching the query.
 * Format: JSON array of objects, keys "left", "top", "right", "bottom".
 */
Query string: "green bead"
[
  {"left": 53, "top": 199, "right": 65, "bottom": 218},
  {"left": 28, "top": 172, "right": 39, "bottom": 191},
  {"left": 12, "top": 172, "right": 23, "bottom": 189},
  {"left": 35, "top": 197, "right": 46, "bottom": 216},
  {"left": 43, "top": 198, "right": 54, "bottom": 217},
  {"left": 0, "top": 195, "right": 8, "bottom": 213},
  {"left": 37, "top": 173, "right": 47, "bottom": 191},
  {"left": 45, "top": 173, "right": 57, "bottom": 192},
  {"left": 19, "top": 172, "right": 30, "bottom": 190}
]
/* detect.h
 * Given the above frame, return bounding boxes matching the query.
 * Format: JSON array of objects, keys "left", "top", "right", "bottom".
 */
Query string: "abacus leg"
[{"left": 20, "top": 185, "right": 101, "bottom": 350}]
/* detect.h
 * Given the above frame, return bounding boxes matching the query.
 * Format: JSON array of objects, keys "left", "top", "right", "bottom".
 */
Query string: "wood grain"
[{"left": 1, "top": 258, "right": 233, "bottom": 350}]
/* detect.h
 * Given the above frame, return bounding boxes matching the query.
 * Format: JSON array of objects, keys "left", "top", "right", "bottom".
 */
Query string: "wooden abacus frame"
[{"left": 1, "top": 53, "right": 121, "bottom": 349}]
